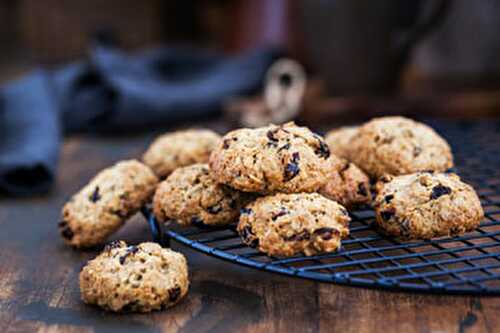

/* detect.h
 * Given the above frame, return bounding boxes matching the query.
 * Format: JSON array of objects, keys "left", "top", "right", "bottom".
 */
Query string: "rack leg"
[{"left": 141, "top": 207, "right": 171, "bottom": 248}]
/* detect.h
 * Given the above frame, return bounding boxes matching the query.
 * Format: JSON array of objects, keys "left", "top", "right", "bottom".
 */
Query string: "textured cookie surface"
[
  {"left": 143, "top": 129, "right": 221, "bottom": 178},
  {"left": 153, "top": 164, "right": 251, "bottom": 226},
  {"left": 320, "top": 156, "right": 372, "bottom": 209},
  {"left": 80, "top": 241, "right": 189, "bottom": 312},
  {"left": 373, "top": 172, "right": 483, "bottom": 239},
  {"left": 324, "top": 126, "right": 359, "bottom": 161},
  {"left": 237, "top": 193, "right": 350, "bottom": 257},
  {"left": 60, "top": 160, "right": 158, "bottom": 248},
  {"left": 209, "top": 122, "right": 331, "bottom": 194},
  {"left": 350, "top": 117, "right": 453, "bottom": 178}
]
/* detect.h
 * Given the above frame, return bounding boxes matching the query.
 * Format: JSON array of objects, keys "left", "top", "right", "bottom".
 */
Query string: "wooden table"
[{"left": 1, "top": 121, "right": 499, "bottom": 333}]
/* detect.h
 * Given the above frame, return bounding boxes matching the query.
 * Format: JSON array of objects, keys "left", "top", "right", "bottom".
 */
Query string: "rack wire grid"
[{"left": 143, "top": 120, "right": 500, "bottom": 295}]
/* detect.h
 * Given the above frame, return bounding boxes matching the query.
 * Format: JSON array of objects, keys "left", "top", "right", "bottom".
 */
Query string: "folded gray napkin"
[{"left": 0, "top": 45, "right": 279, "bottom": 196}]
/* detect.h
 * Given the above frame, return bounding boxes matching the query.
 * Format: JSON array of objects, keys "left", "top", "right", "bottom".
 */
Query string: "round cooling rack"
[{"left": 143, "top": 120, "right": 500, "bottom": 295}]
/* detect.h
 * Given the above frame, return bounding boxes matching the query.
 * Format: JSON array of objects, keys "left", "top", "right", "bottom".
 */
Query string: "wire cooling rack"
[{"left": 143, "top": 120, "right": 500, "bottom": 295}]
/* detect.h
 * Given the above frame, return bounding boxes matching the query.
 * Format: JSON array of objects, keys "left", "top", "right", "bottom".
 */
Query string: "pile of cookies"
[
  {"left": 60, "top": 116, "right": 484, "bottom": 312},
  {"left": 325, "top": 117, "right": 483, "bottom": 239}
]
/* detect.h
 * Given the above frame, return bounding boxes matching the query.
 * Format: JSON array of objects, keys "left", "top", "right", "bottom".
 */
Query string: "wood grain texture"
[{"left": 0, "top": 122, "right": 499, "bottom": 333}]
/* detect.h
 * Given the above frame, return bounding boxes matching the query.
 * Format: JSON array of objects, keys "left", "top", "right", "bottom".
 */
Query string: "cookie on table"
[
  {"left": 153, "top": 164, "right": 252, "bottom": 226},
  {"left": 80, "top": 241, "right": 189, "bottom": 312},
  {"left": 324, "top": 126, "right": 359, "bottom": 160},
  {"left": 320, "top": 156, "right": 372, "bottom": 209},
  {"left": 373, "top": 172, "right": 483, "bottom": 239},
  {"left": 209, "top": 122, "right": 331, "bottom": 194},
  {"left": 349, "top": 116, "right": 453, "bottom": 178},
  {"left": 59, "top": 160, "right": 158, "bottom": 248},
  {"left": 237, "top": 193, "right": 350, "bottom": 257},
  {"left": 143, "top": 129, "right": 221, "bottom": 178}
]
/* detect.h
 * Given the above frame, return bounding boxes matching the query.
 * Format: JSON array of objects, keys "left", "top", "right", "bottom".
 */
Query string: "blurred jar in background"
[
  {"left": 297, "top": 0, "right": 450, "bottom": 96},
  {"left": 413, "top": 0, "right": 500, "bottom": 91}
]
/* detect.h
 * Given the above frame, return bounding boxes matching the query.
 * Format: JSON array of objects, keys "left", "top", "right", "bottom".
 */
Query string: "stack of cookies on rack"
[
  {"left": 152, "top": 122, "right": 351, "bottom": 257},
  {"left": 324, "top": 117, "right": 483, "bottom": 240},
  {"left": 59, "top": 116, "right": 484, "bottom": 312}
]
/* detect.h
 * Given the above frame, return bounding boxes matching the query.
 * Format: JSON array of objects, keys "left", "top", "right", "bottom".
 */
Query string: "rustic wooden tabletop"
[{"left": 1, "top": 121, "right": 499, "bottom": 333}]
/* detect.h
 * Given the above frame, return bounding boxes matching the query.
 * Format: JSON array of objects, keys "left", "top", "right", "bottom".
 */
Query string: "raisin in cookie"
[
  {"left": 324, "top": 126, "right": 359, "bottom": 160},
  {"left": 153, "top": 164, "right": 251, "bottom": 226},
  {"left": 237, "top": 193, "right": 350, "bottom": 257},
  {"left": 209, "top": 122, "right": 331, "bottom": 194},
  {"left": 373, "top": 172, "right": 483, "bottom": 239},
  {"left": 80, "top": 241, "right": 189, "bottom": 312},
  {"left": 320, "top": 156, "right": 372, "bottom": 209},
  {"left": 143, "top": 129, "right": 221, "bottom": 178},
  {"left": 350, "top": 117, "right": 453, "bottom": 178},
  {"left": 60, "top": 160, "right": 158, "bottom": 248}
]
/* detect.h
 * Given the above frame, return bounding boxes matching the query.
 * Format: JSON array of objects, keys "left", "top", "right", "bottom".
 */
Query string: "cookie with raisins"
[
  {"left": 153, "top": 164, "right": 252, "bottom": 226},
  {"left": 237, "top": 193, "right": 350, "bottom": 257},
  {"left": 320, "top": 156, "right": 372, "bottom": 209},
  {"left": 350, "top": 117, "right": 453, "bottom": 178},
  {"left": 80, "top": 241, "right": 189, "bottom": 312},
  {"left": 60, "top": 160, "right": 158, "bottom": 248},
  {"left": 373, "top": 172, "right": 483, "bottom": 239},
  {"left": 209, "top": 122, "right": 331, "bottom": 194},
  {"left": 324, "top": 126, "right": 359, "bottom": 161},
  {"left": 143, "top": 129, "right": 221, "bottom": 178}
]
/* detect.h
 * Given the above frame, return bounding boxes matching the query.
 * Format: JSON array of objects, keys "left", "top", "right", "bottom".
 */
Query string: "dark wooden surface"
[{"left": 1, "top": 121, "right": 499, "bottom": 333}]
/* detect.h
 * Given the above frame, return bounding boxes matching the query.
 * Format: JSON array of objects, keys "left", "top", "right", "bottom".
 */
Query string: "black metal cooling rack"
[{"left": 143, "top": 120, "right": 500, "bottom": 295}]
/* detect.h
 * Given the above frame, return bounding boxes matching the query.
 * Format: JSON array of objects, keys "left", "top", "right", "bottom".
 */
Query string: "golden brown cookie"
[
  {"left": 373, "top": 172, "right": 483, "bottom": 239},
  {"left": 143, "top": 129, "right": 221, "bottom": 178},
  {"left": 324, "top": 126, "right": 359, "bottom": 160},
  {"left": 350, "top": 117, "right": 453, "bottom": 178},
  {"left": 153, "top": 164, "right": 252, "bottom": 226},
  {"left": 59, "top": 160, "right": 158, "bottom": 248},
  {"left": 80, "top": 241, "right": 189, "bottom": 312},
  {"left": 320, "top": 156, "right": 372, "bottom": 209},
  {"left": 209, "top": 122, "right": 331, "bottom": 194},
  {"left": 237, "top": 193, "right": 350, "bottom": 257}
]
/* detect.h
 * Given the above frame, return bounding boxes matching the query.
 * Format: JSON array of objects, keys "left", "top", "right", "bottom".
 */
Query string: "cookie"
[
  {"left": 59, "top": 160, "right": 158, "bottom": 248},
  {"left": 324, "top": 126, "right": 359, "bottom": 160},
  {"left": 80, "top": 241, "right": 189, "bottom": 312},
  {"left": 143, "top": 129, "right": 221, "bottom": 178},
  {"left": 349, "top": 117, "right": 453, "bottom": 178},
  {"left": 153, "top": 164, "right": 252, "bottom": 226},
  {"left": 237, "top": 193, "right": 350, "bottom": 257},
  {"left": 320, "top": 156, "right": 372, "bottom": 209},
  {"left": 373, "top": 172, "right": 483, "bottom": 239},
  {"left": 209, "top": 122, "right": 331, "bottom": 194}
]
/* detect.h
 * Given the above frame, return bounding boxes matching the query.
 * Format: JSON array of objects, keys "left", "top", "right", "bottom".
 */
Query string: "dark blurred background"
[{"left": 2, "top": 0, "right": 500, "bottom": 121}]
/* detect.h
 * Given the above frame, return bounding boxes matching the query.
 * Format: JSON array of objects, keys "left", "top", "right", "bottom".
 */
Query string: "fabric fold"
[
  {"left": 0, "top": 45, "right": 280, "bottom": 196},
  {"left": 0, "top": 71, "right": 60, "bottom": 195}
]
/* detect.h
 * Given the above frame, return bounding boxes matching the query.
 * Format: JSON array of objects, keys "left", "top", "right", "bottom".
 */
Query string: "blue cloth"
[{"left": 0, "top": 45, "right": 279, "bottom": 195}]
